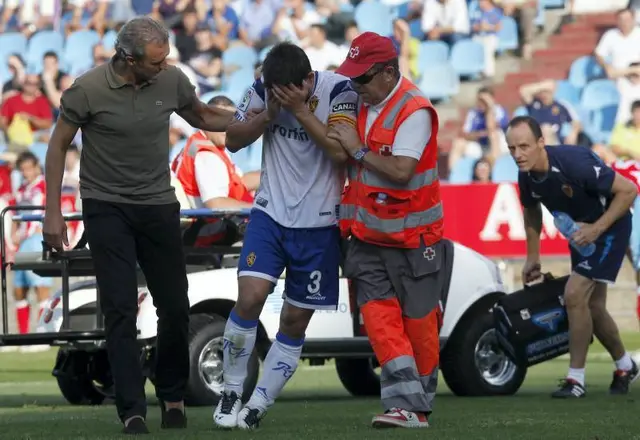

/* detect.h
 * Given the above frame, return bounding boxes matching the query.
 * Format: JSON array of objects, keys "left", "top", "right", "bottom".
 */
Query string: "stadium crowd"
[{"left": 1, "top": 0, "right": 640, "bottom": 338}]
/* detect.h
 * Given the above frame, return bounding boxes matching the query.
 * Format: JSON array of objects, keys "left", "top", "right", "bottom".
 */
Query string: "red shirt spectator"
[{"left": 0, "top": 74, "right": 53, "bottom": 132}]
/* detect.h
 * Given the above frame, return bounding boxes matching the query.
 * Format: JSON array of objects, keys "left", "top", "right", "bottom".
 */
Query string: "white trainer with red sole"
[{"left": 371, "top": 408, "right": 429, "bottom": 429}]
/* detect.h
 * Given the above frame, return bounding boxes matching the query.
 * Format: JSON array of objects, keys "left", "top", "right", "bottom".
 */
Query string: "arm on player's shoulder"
[
  {"left": 175, "top": 68, "right": 236, "bottom": 132},
  {"left": 225, "top": 79, "right": 269, "bottom": 152}
]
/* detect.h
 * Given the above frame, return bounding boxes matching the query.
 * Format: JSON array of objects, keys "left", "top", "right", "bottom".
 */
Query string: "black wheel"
[
  {"left": 440, "top": 300, "right": 527, "bottom": 396},
  {"left": 55, "top": 349, "right": 107, "bottom": 405},
  {"left": 335, "top": 358, "right": 380, "bottom": 396},
  {"left": 184, "top": 313, "right": 260, "bottom": 406}
]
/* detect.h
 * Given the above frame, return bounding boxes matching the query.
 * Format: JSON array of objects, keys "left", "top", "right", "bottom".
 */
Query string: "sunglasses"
[{"left": 351, "top": 66, "right": 385, "bottom": 85}]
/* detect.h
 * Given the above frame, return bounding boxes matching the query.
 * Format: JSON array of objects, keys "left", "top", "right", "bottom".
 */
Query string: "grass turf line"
[{"left": 0, "top": 333, "right": 639, "bottom": 439}]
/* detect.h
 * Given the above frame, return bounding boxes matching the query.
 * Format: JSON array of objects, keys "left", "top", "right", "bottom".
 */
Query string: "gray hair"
[{"left": 114, "top": 17, "right": 169, "bottom": 60}]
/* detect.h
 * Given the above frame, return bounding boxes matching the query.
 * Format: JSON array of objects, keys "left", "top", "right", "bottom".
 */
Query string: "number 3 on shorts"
[{"left": 307, "top": 270, "right": 322, "bottom": 294}]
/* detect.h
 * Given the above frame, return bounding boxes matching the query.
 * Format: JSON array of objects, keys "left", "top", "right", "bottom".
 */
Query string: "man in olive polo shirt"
[{"left": 42, "top": 17, "right": 235, "bottom": 435}]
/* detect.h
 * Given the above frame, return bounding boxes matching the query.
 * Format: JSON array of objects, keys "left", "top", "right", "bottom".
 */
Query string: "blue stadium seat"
[
  {"left": 497, "top": 16, "right": 519, "bottom": 52},
  {"left": 541, "top": 0, "right": 565, "bottom": 8},
  {"left": 26, "top": 30, "right": 64, "bottom": 72},
  {"left": 568, "top": 56, "right": 604, "bottom": 89},
  {"left": 584, "top": 105, "right": 618, "bottom": 144},
  {"left": 580, "top": 79, "right": 620, "bottom": 111},
  {"left": 409, "top": 19, "right": 423, "bottom": 39},
  {"left": 450, "top": 39, "right": 485, "bottom": 77},
  {"left": 418, "top": 41, "right": 450, "bottom": 71},
  {"left": 222, "top": 67, "right": 256, "bottom": 103},
  {"left": 354, "top": 1, "right": 393, "bottom": 36},
  {"left": 222, "top": 45, "right": 258, "bottom": 71},
  {"left": 418, "top": 63, "right": 460, "bottom": 101},
  {"left": 29, "top": 142, "right": 48, "bottom": 165},
  {"left": 447, "top": 156, "right": 475, "bottom": 184},
  {"left": 492, "top": 154, "right": 518, "bottom": 183},
  {"left": 0, "top": 32, "right": 27, "bottom": 61},
  {"left": 64, "top": 30, "right": 101, "bottom": 74},
  {"left": 513, "top": 105, "right": 528, "bottom": 117},
  {"left": 553, "top": 80, "right": 580, "bottom": 108},
  {"left": 102, "top": 30, "right": 118, "bottom": 52}
]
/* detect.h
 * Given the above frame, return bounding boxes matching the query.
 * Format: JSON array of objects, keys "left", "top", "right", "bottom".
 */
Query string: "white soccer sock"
[
  {"left": 615, "top": 352, "right": 633, "bottom": 371},
  {"left": 222, "top": 309, "right": 258, "bottom": 396},
  {"left": 247, "top": 331, "right": 304, "bottom": 411},
  {"left": 567, "top": 368, "right": 585, "bottom": 386}
]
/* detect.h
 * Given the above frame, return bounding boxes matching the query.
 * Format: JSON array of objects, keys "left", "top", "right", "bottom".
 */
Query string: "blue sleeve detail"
[
  {"left": 253, "top": 78, "right": 266, "bottom": 102},
  {"left": 329, "top": 80, "right": 353, "bottom": 103}
]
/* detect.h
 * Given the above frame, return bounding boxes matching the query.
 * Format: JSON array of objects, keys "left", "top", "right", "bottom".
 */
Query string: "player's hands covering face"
[
  {"left": 571, "top": 222, "right": 602, "bottom": 246},
  {"left": 328, "top": 123, "right": 361, "bottom": 155},
  {"left": 271, "top": 79, "right": 312, "bottom": 114}
]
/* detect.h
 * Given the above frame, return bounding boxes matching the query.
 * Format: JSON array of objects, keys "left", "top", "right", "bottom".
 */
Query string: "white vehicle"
[{"left": 31, "top": 236, "right": 527, "bottom": 407}]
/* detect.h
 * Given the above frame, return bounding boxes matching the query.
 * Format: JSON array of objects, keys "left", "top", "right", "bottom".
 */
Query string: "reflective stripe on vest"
[{"left": 340, "top": 202, "right": 443, "bottom": 234}]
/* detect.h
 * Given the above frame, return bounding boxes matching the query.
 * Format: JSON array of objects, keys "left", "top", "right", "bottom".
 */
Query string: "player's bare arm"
[
  {"left": 522, "top": 203, "right": 543, "bottom": 283},
  {"left": 272, "top": 82, "right": 349, "bottom": 164},
  {"left": 225, "top": 107, "right": 272, "bottom": 152},
  {"left": 328, "top": 123, "right": 418, "bottom": 184},
  {"left": 177, "top": 95, "right": 236, "bottom": 133}
]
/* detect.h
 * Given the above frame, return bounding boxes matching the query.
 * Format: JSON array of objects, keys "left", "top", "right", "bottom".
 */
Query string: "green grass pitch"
[{"left": 2, "top": 334, "right": 640, "bottom": 439}]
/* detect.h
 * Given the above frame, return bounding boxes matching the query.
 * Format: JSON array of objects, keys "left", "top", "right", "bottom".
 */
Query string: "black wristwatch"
[{"left": 353, "top": 147, "right": 370, "bottom": 162}]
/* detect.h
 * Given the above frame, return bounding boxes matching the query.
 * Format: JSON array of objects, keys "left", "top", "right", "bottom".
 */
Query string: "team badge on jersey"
[
  {"left": 308, "top": 95, "right": 319, "bottom": 112},
  {"left": 561, "top": 184, "right": 573, "bottom": 198},
  {"left": 246, "top": 252, "right": 256, "bottom": 267}
]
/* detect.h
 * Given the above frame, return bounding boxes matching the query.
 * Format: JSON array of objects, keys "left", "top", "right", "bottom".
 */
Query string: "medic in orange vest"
[
  {"left": 171, "top": 95, "right": 260, "bottom": 247},
  {"left": 329, "top": 32, "right": 443, "bottom": 430}
]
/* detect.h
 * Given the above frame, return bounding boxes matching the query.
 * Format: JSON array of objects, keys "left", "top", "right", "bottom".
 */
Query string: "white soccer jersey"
[{"left": 234, "top": 70, "right": 358, "bottom": 228}]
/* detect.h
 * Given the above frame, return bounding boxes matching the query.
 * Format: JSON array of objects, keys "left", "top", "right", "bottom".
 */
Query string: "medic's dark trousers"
[{"left": 343, "top": 236, "right": 444, "bottom": 414}]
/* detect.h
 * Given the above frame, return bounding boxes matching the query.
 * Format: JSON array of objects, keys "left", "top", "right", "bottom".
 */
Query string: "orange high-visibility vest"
[
  {"left": 171, "top": 131, "right": 254, "bottom": 205},
  {"left": 339, "top": 78, "right": 442, "bottom": 249}
]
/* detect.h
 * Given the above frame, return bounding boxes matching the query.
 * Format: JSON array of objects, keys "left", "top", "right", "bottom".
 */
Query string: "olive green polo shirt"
[{"left": 59, "top": 60, "right": 198, "bottom": 205}]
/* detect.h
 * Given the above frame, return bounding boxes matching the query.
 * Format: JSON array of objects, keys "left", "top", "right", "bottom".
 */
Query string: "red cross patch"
[{"left": 380, "top": 145, "right": 392, "bottom": 156}]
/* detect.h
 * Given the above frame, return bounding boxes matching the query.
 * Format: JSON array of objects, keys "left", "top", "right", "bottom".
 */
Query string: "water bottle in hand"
[{"left": 552, "top": 211, "right": 596, "bottom": 257}]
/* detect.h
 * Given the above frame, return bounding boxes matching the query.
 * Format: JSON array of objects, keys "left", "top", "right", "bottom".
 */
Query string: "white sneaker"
[
  {"left": 371, "top": 408, "right": 429, "bottom": 429},
  {"left": 213, "top": 391, "right": 242, "bottom": 428},
  {"left": 237, "top": 405, "right": 266, "bottom": 430}
]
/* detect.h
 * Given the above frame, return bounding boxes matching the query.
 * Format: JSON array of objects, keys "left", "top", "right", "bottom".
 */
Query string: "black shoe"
[
  {"left": 609, "top": 360, "right": 639, "bottom": 395},
  {"left": 160, "top": 400, "right": 187, "bottom": 429},
  {"left": 122, "top": 417, "right": 150, "bottom": 435},
  {"left": 551, "top": 379, "right": 586, "bottom": 398}
]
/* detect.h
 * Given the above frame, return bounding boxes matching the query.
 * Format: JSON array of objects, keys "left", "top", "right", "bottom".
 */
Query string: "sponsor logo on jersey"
[
  {"left": 268, "top": 123, "right": 310, "bottom": 142},
  {"left": 238, "top": 88, "right": 254, "bottom": 112},
  {"left": 332, "top": 102, "right": 357, "bottom": 113},
  {"left": 561, "top": 184, "right": 573, "bottom": 198}
]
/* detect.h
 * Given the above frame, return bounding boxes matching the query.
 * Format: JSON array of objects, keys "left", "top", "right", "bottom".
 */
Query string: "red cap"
[{"left": 335, "top": 32, "right": 398, "bottom": 78}]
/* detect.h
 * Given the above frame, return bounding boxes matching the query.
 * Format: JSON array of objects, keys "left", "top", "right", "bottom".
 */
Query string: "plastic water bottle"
[
  {"left": 552, "top": 211, "right": 596, "bottom": 257},
  {"left": 375, "top": 193, "right": 388, "bottom": 205}
]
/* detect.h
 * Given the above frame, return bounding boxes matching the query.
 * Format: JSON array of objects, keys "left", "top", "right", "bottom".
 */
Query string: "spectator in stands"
[
  {"left": 616, "top": 61, "right": 640, "bottom": 126},
  {"left": 205, "top": 0, "right": 240, "bottom": 47},
  {"left": 1, "top": 54, "right": 26, "bottom": 99},
  {"left": 184, "top": 25, "right": 223, "bottom": 89},
  {"left": 238, "top": 0, "right": 282, "bottom": 50},
  {"left": 166, "top": 44, "right": 200, "bottom": 95},
  {"left": 336, "top": 20, "right": 360, "bottom": 59},
  {"left": 471, "top": 0, "right": 502, "bottom": 79},
  {"left": 41, "top": 51, "right": 71, "bottom": 111},
  {"left": 472, "top": 157, "right": 493, "bottom": 182},
  {"left": 0, "top": 0, "right": 56, "bottom": 34},
  {"left": 174, "top": 6, "right": 203, "bottom": 61},
  {"left": 554, "top": 0, "right": 575, "bottom": 33},
  {"left": 304, "top": 23, "right": 345, "bottom": 71},
  {"left": 594, "top": 8, "right": 640, "bottom": 86},
  {"left": 518, "top": 79, "right": 581, "bottom": 145},
  {"left": 9, "top": 151, "right": 51, "bottom": 350},
  {"left": 93, "top": 43, "right": 110, "bottom": 66},
  {"left": 0, "top": 73, "right": 53, "bottom": 157},
  {"left": 151, "top": 0, "right": 194, "bottom": 29},
  {"left": 421, "top": 0, "right": 470, "bottom": 46},
  {"left": 272, "top": 0, "right": 322, "bottom": 45},
  {"left": 494, "top": 0, "right": 536, "bottom": 59},
  {"left": 66, "top": 0, "right": 112, "bottom": 35},
  {"left": 448, "top": 86, "right": 509, "bottom": 170},
  {"left": 391, "top": 19, "right": 419, "bottom": 81},
  {"left": 596, "top": 100, "right": 640, "bottom": 163},
  {"left": 62, "top": 143, "right": 81, "bottom": 192}
]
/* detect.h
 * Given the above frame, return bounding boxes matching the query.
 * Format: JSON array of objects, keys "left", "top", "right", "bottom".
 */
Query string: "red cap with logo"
[{"left": 335, "top": 31, "right": 399, "bottom": 79}]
